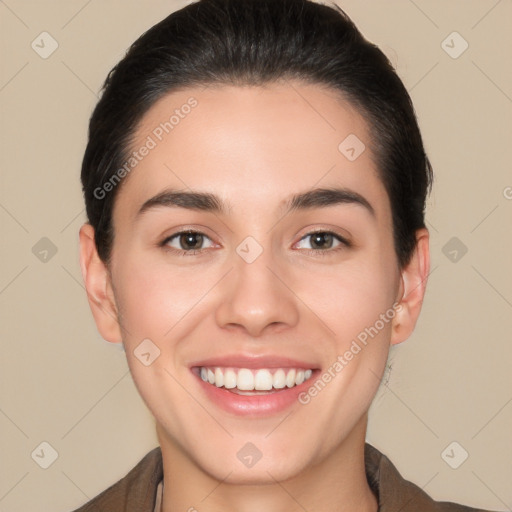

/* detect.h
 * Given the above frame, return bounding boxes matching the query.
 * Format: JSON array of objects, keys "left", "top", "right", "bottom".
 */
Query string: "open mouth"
[
  {"left": 189, "top": 355, "right": 320, "bottom": 415},
  {"left": 196, "top": 366, "right": 314, "bottom": 394}
]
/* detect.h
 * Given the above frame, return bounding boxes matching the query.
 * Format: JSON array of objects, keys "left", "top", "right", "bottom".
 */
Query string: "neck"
[{"left": 158, "top": 415, "right": 378, "bottom": 512}]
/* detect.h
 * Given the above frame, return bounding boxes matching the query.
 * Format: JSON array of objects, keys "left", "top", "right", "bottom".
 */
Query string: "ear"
[
  {"left": 390, "top": 228, "right": 430, "bottom": 346},
  {"left": 78, "top": 223, "right": 123, "bottom": 344}
]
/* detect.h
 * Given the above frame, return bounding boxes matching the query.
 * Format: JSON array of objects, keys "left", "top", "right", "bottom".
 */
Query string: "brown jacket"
[{"left": 71, "top": 443, "right": 495, "bottom": 512}]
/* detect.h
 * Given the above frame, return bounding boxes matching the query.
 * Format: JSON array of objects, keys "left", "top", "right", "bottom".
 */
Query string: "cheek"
[
  {"left": 296, "top": 254, "right": 398, "bottom": 339},
  {"left": 113, "top": 242, "right": 398, "bottom": 347},
  {"left": 111, "top": 258, "right": 202, "bottom": 431},
  {"left": 113, "top": 255, "right": 217, "bottom": 343}
]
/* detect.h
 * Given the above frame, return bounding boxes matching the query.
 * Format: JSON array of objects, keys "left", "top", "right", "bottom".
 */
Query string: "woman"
[{"left": 75, "top": 0, "right": 496, "bottom": 510}]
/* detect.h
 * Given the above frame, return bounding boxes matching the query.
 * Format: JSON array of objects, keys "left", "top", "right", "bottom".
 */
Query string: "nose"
[{"left": 214, "top": 246, "right": 300, "bottom": 337}]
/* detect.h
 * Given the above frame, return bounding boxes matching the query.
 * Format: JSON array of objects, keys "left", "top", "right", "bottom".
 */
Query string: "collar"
[
  {"left": 149, "top": 443, "right": 432, "bottom": 511},
  {"left": 75, "top": 442, "right": 487, "bottom": 512}
]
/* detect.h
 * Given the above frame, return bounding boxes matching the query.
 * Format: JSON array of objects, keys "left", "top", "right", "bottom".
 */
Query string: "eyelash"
[{"left": 159, "top": 229, "right": 351, "bottom": 257}]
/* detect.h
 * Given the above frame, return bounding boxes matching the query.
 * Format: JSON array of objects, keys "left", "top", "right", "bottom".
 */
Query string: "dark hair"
[{"left": 81, "top": 0, "right": 433, "bottom": 269}]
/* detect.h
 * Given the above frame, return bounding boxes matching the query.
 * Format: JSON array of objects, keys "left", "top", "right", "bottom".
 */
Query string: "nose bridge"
[
  {"left": 234, "top": 238, "right": 277, "bottom": 294},
  {"left": 214, "top": 236, "right": 300, "bottom": 336}
]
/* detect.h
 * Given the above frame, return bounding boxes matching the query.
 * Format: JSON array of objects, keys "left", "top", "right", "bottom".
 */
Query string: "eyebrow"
[{"left": 136, "top": 186, "right": 375, "bottom": 219}]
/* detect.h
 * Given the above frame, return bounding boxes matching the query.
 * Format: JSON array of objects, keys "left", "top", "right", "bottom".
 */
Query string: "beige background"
[{"left": 0, "top": 0, "right": 511, "bottom": 510}]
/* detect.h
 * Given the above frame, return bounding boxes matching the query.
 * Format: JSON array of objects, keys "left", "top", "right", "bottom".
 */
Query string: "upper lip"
[{"left": 190, "top": 353, "right": 319, "bottom": 370}]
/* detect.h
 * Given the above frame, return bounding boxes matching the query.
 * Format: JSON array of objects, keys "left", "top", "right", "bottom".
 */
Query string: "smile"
[
  {"left": 199, "top": 366, "right": 314, "bottom": 393},
  {"left": 191, "top": 359, "right": 319, "bottom": 416}
]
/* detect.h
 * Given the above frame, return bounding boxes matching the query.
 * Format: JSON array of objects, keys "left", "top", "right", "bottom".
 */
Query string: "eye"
[
  {"left": 295, "top": 230, "right": 350, "bottom": 254},
  {"left": 161, "top": 230, "right": 215, "bottom": 255},
  {"left": 159, "top": 228, "right": 350, "bottom": 257}
]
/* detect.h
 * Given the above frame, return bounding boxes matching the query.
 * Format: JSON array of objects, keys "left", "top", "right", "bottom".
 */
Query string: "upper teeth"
[{"left": 200, "top": 367, "right": 313, "bottom": 391}]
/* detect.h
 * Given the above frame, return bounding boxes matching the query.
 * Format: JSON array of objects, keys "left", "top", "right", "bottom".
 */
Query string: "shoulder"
[
  {"left": 364, "top": 443, "right": 496, "bottom": 512},
  {"left": 70, "top": 447, "right": 163, "bottom": 512}
]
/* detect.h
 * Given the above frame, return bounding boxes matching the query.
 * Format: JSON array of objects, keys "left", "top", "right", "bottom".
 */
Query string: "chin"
[
  {"left": 207, "top": 459, "right": 305, "bottom": 486},
  {"left": 195, "top": 442, "right": 316, "bottom": 485}
]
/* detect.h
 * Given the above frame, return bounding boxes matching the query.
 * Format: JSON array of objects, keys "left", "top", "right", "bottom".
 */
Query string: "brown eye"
[
  {"left": 295, "top": 230, "right": 351, "bottom": 255},
  {"left": 163, "top": 231, "right": 214, "bottom": 253},
  {"left": 309, "top": 232, "right": 335, "bottom": 250},
  {"left": 179, "top": 232, "right": 204, "bottom": 250}
]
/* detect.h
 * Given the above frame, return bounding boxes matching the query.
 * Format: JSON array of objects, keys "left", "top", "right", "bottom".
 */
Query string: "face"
[{"left": 82, "top": 81, "right": 425, "bottom": 484}]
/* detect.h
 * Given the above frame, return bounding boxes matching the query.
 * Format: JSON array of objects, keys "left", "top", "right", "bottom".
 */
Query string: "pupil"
[
  {"left": 312, "top": 233, "right": 332, "bottom": 249},
  {"left": 181, "top": 233, "right": 202, "bottom": 250}
]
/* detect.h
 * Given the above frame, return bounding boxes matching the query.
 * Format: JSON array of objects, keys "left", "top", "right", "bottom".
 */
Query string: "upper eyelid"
[
  {"left": 294, "top": 230, "right": 350, "bottom": 249},
  {"left": 162, "top": 228, "right": 349, "bottom": 248},
  {"left": 162, "top": 230, "right": 216, "bottom": 247}
]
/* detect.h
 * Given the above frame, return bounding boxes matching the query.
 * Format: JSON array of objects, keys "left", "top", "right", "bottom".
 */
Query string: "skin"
[{"left": 79, "top": 81, "right": 430, "bottom": 512}]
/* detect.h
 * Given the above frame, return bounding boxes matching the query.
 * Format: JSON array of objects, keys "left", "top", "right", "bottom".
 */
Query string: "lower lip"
[{"left": 193, "top": 369, "right": 318, "bottom": 417}]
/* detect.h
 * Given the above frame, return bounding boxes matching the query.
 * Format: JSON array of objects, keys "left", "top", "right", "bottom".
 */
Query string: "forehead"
[{"left": 113, "top": 81, "right": 390, "bottom": 225}]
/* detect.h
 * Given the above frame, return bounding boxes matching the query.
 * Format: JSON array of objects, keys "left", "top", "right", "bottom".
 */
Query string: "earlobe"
[
  {"left": 78, "top": 223, "right": 123, "bottom": 344},
  {"left": 390, "top": 228, "right": 430, "bottom": 346}
]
